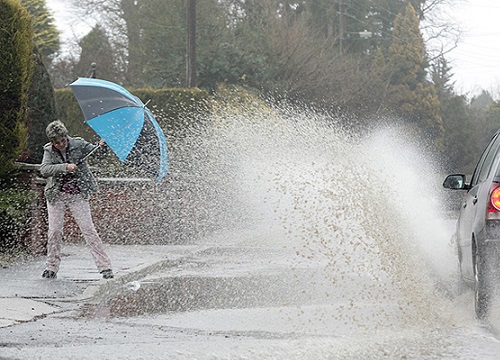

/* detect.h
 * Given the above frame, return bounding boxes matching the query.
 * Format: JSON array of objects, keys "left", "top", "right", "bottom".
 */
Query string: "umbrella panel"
[
  {"left": 147, "top": 111, "right": 168, "bottom": 181},
  {"left": 71, "top": 86, "right": 140, "bottom": 121},
  {"left": 70, "top": 78, "right": 168, "bottom": 182},
  {"left": 124, "top": 113, "right": 161, "bottom": 179},
  {"left": 86, "top": 107, "right": 144, "bottom": 162}
]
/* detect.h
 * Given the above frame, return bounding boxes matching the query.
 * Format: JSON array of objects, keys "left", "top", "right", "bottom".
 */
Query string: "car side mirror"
[{"left": 443, "top": 174, "right": 467, "bottom": 190}]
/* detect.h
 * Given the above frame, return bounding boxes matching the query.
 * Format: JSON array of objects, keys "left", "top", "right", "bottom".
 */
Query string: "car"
[{"left": 443, "top": 130, "right": 500, "bottom": 319}]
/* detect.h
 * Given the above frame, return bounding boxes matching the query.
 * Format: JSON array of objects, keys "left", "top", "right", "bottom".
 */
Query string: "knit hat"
[{"left": 46, "top": 120, "right": 68, "bottom": 141}]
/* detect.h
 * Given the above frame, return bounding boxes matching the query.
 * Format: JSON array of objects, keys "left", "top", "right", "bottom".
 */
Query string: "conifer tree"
[
  {"left": 74, "top": 25, "right": 118, "bottom": 81},
  {"left": 432, "top": 56, "right": 454, "bottom": 100},
  {"left": 431, "top": 56, "right": 472, "bottom": 170},
  {"left": 0, "top": 0, "right": 33, "bottom": 179},
  {"left": 387, "top": 3, "right": 443, "bottom": 149},
  {"left": 20, "top": 0, "right": 60, "bottom": 60}
]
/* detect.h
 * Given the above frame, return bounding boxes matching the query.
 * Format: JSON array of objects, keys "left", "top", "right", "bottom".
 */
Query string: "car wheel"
[{"left": 474, "top": 242, "right": 492, "bottom": 320}]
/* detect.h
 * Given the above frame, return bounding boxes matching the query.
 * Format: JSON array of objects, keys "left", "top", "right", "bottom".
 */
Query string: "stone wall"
[
  {"left": 17, "top": 165, "right": 200, "bottom": 254},
  {"left": 17, "top": 160, "right": 238, "bottom": 255}
]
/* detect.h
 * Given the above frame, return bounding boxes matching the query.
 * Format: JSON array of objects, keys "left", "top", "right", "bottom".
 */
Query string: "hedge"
[
  {"left": 0, "top": 189, "right": 33, "bottom": 252},
  {"left": 0, "top": 0, "right": 33, "bottom": 180},
  {"left": 24, "top": 46, "right": 58, "bottom": 164}
]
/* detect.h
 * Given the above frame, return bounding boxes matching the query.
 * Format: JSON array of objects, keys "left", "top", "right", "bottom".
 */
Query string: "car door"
[{"left": 457, "top": 133, "right": 500, "bottom": 279}]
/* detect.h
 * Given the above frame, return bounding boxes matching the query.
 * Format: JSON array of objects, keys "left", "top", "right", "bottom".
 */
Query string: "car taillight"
[{"left": 487, "top": 184, "right": 500, "bottom": 219}]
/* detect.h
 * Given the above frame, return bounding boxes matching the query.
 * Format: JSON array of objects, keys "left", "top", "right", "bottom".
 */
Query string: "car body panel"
[
  {"left": 456, "top": 184, "right": 479, "bottom": 279},
  {"left": 444, "top": 131, "right": 500, "bottom": 282}
]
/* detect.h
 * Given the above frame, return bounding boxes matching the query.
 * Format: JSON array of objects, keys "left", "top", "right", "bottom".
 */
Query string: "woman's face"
[{"left": 52, "top": 137, "right": 68, "bottom": 151}]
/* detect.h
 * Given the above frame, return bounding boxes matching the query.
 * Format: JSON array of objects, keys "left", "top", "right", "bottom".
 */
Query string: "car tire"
[{"left": 474, "top": 242, "right": 493, "bottom": 320}]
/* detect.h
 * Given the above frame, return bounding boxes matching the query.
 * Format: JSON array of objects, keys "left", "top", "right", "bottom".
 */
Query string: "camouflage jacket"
[{"left": 40, "top": 136, "right": 99, "bottom": 203}]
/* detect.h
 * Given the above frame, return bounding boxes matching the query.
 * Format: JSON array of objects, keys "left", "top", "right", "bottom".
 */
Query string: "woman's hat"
[{"left": 46, "top": 120, "right": 68, "bottom": 141}]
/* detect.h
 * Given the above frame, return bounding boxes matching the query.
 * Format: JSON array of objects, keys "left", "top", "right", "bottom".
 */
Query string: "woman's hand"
[
  {"left": 67, "top": 163, "right": 78, "bottom": 173},
  {"left": 98, "top": 139, "right": 106, "bottom": 147}
]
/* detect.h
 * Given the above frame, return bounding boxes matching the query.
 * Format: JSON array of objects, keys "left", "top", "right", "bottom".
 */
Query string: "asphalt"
[{"left": 0, "top": 243, "right": 201, "bottom": 328}]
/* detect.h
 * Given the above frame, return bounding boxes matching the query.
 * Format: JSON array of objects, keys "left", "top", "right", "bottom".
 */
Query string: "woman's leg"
[
  {"left": 46, "top": 199, "right": 66, "bottom": 272},
  {"left": 69, "top": 196, "right": 112, "bottom": 272}
]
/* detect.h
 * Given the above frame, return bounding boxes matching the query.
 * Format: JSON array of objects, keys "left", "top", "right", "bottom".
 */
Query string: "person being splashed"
[{"left": 40, "top": 120, "right": 113, "bottom": 280}]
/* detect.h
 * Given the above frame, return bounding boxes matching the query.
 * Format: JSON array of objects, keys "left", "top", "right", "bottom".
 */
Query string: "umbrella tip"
[{"left": 143, "top": 99, "right": 152, "bottom": 108}]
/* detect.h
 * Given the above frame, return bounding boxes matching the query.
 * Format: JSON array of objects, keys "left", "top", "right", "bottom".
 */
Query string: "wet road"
[
  {"left": 1, "top": 115, "right": 496, "bottom": 358},
  {"left": 3, "top": 219, "right": 500, "bottom": 359}
]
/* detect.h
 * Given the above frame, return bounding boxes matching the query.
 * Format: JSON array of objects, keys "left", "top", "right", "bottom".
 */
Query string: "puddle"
[{"left": 80, "top": 270, "right": 336, "bottom": 318}]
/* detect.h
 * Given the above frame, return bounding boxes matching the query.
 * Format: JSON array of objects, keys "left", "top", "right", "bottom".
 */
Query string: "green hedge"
[
  {"left": 24, "top": 46, "right": 58, "bottom": 163},
  {"left": 0, "top": 0, "right": 33, "bottom": 180},
  {"left": 0, "top": 189, "right": 33, "bottom": 252}
]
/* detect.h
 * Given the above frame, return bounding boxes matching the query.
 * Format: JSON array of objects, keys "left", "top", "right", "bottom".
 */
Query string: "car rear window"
[
  {"left": 472, "top": 133, "right": 500, "bottom": 186},
  {"left": 477, "top": 134, "right": 500, "bottom": 182}
]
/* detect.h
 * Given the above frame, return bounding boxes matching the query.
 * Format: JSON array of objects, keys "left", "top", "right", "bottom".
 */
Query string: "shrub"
[
  {"left": 24, "top": 46, "right": 57, "bottom": 163},
  {"left": 0, "top": 189, "right": 33, "bottom": 252},
  {"left": 0, "top": 0, "right": 34, "bottom": 180}
]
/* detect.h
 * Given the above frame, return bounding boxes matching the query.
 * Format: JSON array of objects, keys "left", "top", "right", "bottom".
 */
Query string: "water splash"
[
  {"left": 95, "top": 91, "right": 470, "bottom": 345},
  {"left": 155, "top": 94, "right": 465, "bottom": 330}
]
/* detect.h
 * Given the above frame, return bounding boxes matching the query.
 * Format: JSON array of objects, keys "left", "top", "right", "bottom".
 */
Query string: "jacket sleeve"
[{"left": 40, "top": 146, "right": 67, "bottom": 178}]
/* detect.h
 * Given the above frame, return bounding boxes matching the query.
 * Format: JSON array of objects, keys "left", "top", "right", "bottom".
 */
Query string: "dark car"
[{"left": 443, "top": 130, "right": 500, "bottom": 319}]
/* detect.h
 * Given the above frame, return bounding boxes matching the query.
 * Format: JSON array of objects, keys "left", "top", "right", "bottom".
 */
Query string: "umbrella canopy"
[{"left": 69, "top": 78, "right": 168, "bottom": 182}]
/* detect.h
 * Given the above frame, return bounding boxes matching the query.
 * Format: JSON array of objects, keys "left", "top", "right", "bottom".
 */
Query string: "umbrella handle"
[{"left": 77, "top": 144, "right": 100, "bottom": 165}]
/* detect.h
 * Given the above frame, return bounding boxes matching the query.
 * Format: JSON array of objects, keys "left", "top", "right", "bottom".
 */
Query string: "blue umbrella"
[{"left": 69, "top": 78, "right": 168, "bottom": 182}]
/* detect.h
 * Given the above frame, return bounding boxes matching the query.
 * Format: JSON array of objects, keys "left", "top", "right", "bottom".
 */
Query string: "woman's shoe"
[
  {"left": 42, "top": 270, "right": 57, "bottom": 279},
  {"left": 100, "top": 269, "right": 114, "bottom": 279}
]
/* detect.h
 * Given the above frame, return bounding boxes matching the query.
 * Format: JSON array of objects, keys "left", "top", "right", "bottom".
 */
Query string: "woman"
[{"left": 40, "top": 120, "right": 113, "bottom": 279}]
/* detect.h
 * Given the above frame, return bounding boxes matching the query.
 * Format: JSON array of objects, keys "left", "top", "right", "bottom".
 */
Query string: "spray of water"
[
  {"left": 97, "top": 88, "right": 471, "bottom": 344},
  {"left": 164, "top": 89, "right": 468, "bottom": 334}
]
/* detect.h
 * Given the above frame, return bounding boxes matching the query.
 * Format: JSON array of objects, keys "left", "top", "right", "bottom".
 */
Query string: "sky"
[
  {"left": 45, "top": 0, "right": 500, "bottom": 97},
  {"left": 445, "top": 0, "right": 500, "bottom": 96},
  {"left": 45, "top": 0, "right": 94, "bottom": 53}
]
